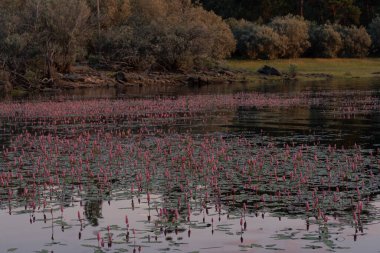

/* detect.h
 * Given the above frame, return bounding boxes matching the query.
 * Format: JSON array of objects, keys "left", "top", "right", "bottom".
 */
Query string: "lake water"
[{"left": 0, "top": 78, "right": 379, "bottom": 253}]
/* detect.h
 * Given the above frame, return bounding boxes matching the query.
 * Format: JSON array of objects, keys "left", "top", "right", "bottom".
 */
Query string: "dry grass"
[{"left": 226, "top": 58, "right": 380, "bottom": 78}]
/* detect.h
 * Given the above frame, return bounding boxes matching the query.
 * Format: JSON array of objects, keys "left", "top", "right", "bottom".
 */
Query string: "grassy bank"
[{"left": 227, "top": 58, "right": 380, "bottom": 80}]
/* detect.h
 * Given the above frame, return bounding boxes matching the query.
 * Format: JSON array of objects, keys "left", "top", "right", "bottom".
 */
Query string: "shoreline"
[
  {"left": 226, "top": 58, "right": 380, "bottom": 82},
  {"left": 1, "top": 65, "right": 247, "bottom": 97},
  {"left": 3, "top": 58, "right": 380, "bottom": 98}
]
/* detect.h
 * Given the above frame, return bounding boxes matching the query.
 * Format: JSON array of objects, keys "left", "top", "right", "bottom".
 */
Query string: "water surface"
[{"left": 0, "top": 78, "right": 379, "bottom": 253}]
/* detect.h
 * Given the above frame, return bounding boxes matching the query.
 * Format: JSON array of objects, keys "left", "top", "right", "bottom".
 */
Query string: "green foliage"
[
  {"left": 0, "top": 0, "right": 90, "bottom": 78},
  {"left": 288, "top": 64, "right": 298, "bottom": 77},
  {"left": 228, "top": 13, "right": 373, "bottom": 60},
  {"left": 87, "top": 0, "right": 131, "bottom": 28},
  {"left": 334, "top": 25, "right": 372, "bottom": 57},
  {"left": 0, "top": 0, "right": 235, "bottom": 84},
  {"left": 227, "top": 19, "right": 286, "bottom": 59},
  {"left": 368, "top": 17, "right": 380, "bottom": 53},
  {"left": 0, "top": 0, "right": 379, "bottom": 90},
  {"left": 199, "top": 0, "right": 375, "bottom": 25},
  {"left": 309, "top": 24, "right": 343, "bottom": 58},
  {"left": 269, "top": 15, "right": 311, "bottom": 58},
  {"left": 321, "top": 0, "right": 361, "bottom": 25},
  {"left": 39, "top": 0, "right": 91, "bottom": 73},
  {"left": 197, "top": 0, "right": 297, "bottom": 23},
  {"left": 92, "top": 0, "right": 236, "bottom": 71}
]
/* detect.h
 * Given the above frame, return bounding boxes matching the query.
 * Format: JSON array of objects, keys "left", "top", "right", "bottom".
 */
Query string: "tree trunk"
[
  {"left": 45, "top": 51, "right": 54, "bottom": 80},
  {"left": 35, "top": 0, "right": 40, "bottom": 31},
  {"left": 97, "top": 0, "right": 101, "bottom": 37}
]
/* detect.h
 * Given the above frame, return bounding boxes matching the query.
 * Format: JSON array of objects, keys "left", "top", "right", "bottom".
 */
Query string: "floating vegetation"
[{"left": 0, "top": 89, "right": 379, "bottom": 252}]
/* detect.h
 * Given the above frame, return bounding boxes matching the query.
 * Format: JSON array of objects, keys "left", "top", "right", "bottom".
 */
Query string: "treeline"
[
  {"left": 2, "top": 0, "right": 380, "bottom": 91},
  {"left": 228, "top": 15, "right": 380, "bottom": 59},
  {"left": 197, "top": 0, "right": 380, "bottom": 26},
  {"left": 0, "top": 0, "right": 235, "bottom": 87}
]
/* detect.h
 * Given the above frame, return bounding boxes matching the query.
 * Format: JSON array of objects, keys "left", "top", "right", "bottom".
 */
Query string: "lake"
[{"left": 0, "top": 78, "right": 379, "bottom": 253}]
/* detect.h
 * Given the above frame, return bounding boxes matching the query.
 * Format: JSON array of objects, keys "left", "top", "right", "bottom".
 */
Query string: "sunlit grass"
[{"left": 227, "top": 58, "right": 380, "bottom": 78}]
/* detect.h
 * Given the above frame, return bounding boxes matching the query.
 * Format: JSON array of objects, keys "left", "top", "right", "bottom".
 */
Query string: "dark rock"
[
  {"left": 257, "top": 65, "right": 282, "bottom": 76},
  {"left": 115, "top": 71, "right": 128, "bottom": 83}
]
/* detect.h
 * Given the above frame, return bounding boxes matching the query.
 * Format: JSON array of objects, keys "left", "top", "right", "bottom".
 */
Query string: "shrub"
[
  {"left": 309, "top": 24, "right": 343, "bottom": 58},
  {"left": 227, "top": 19, "right": 286, "bottom": 59},
  {"left": 269, "top": 15, "right": 310, "bottom": 58},
  {"left": 0, "top": 1, "right": 36, "bottom": 74},
  {"left": 0, "top": 0, "right": 91, "bottom": 77},
  {"left": 129, "top": 0, "right": 235, "bottom": 70},
  {"left": 39, "top": 0, "right": 91, "bottom": 73},
  {"left": 87, "top": 0, "right": 131, "bottom": 28},
  {"left": 226, "top": 19, "right": 251, "bottom": 56},
  {"left": 334, "top": 25, "right": 372, "bottom": 57},
  {"left": 92, "top": 0, "right": 236, "bottom": 71},
  {"left": 288, "top": 64, "right": 298, "bottom": 78},
  {"left": 368, "top": 17, "right": 380, "bottom": 53}
]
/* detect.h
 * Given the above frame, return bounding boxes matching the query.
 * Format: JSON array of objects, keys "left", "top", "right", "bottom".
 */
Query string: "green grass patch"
[
  {"left": 226, "top": 58, "right": 380, "bottom": 79},
  {"left": 11, "top": 88, "right": 28, "bottom": 97}
]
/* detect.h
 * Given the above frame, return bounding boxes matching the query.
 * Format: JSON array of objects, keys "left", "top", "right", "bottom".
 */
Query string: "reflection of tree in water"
[
  {"left": 0, "top": 120, "right": 16, "bottom": 152},
  {"left": 84, "top": 199, "right": 103, "bottom": 226}
]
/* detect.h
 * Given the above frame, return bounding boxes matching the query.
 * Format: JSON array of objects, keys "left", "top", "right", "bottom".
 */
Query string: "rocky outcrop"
[{"left": 257, "top": 65, "right": 282, "bottom": 76}]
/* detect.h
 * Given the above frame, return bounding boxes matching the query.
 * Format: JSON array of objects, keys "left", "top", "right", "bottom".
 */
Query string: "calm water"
[{"left": 0, "top": 78, "right": 380, "bottom": 253}]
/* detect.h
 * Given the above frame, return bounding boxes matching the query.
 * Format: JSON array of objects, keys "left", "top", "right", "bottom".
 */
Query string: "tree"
[
  {"left": 0, "top": 0, "right": 91, "bottom": 88},
  {"left": 0, "top": 0, "right": 41, "bottom": 85},
  {"left": 199, "top": 0, "right": 370, "bottom": 26},
  {"left": 309, "top": 24, "right": 343, "bottom": 57},
  {"left": 197, "top": 0, "right": 297, "bottom": 23},
  {"left": 368, "top": 17, "right": 380, "bottom": 53},
  {"left": 269, "top": 15, "right": 310, "bottom": 58},
  {"left": 356, "top": 0, "right": 380, "bottom": 25},
  {"left": 86, "top": 0, "right": 131, "bottom": 29},
  {"left": 39, "top": 0, "right": 90, "bottom": 74},
  {"left": 87, "top": 0, "right": 235, "bottom": 71},
  {"left": 228, "top": 19, "right": 286, "bottom": 59},
  {"left": 334, "top": 24, "right": 372, "bottom": 57}
]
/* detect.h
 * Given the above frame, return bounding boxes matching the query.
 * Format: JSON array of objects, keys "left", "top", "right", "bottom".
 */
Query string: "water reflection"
[
  {"left": 1, "top": 194, "right": 380, "bottom": 253},
  {"left": 3, "top": 77, "right": 380, "bottom": 101},
  {"left": 84, "top": 200, "right": 103, "bottom": 226}
]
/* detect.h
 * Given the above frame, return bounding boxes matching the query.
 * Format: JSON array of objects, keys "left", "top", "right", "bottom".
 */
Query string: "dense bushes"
[
  {"left": 0, "top": 0, "right": 91, "bottom": 80},
  {"left": 335, "top": 25, "right": 372, "bottom": 57},
  {"left": 1, "top": 0, "right": 380, "bottom": 89},
  {"left": 228, "top": 19, "right": 285, "bottom": 59},
  {"left": 309, "top": 24, "right": 343, "bottom": 58},
  {"left": 90, "top": 0, "right": 236, "bottom": 71},
  {"left": 0, "top": 0, "right": 236, "bottom": 84},
  {"left": 368, "top": 17, "right": 380, "bottom": 53},
  {"left": 128, "top": 0, "right": 235, "bottom": 70},
  {"left": 269, "top": 15, "right": 310, "bottom": 58},
  {"left": 40, "top": 0, "right": 91, "bottom": 73},
  {"left": 228, "top": 15, "right": 310, "bottom": 59},
  {"left": 309, "top": 24, "right": 371, "bottom": 58},
  {"left": 229, "top": 15, "right": 374, "bottom": 59}
]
